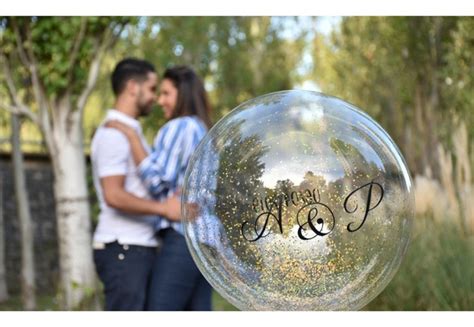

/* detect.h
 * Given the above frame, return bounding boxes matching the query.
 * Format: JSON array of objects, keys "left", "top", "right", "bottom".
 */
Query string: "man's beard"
[
  {"left": 136, "top": 94, "right": 153, "bottom": 117},
  {"left": 137, "top": 102, "right": 153, "bottom": 117}
]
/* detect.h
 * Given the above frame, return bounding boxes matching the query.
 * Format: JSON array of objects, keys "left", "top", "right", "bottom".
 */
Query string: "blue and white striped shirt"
[{"left": 137, "top": 115, "right": 208, "bottom": 235}]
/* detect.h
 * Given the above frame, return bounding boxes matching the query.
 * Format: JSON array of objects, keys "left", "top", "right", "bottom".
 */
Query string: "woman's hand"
[
  {"left": 105, "top": 120, "right": 146, "bottom": 166},
  {"left": 105, "top": 120, "right": 136, "bottom": 139}
]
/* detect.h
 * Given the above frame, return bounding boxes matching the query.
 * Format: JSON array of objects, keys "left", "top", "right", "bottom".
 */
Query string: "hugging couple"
[{"left": 91, "top": 58, "right": 213, "bottom": 311}]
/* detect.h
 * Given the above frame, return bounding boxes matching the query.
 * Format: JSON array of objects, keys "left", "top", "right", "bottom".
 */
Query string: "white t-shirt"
[{"left": 91, "top": 109, "right": 158, "bottom": 247}]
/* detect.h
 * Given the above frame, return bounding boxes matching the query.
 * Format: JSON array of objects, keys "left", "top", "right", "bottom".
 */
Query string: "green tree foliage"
[
  {"left": 312, "top": 17, "right": 473, "bottom": 177},
  {"left": 110, "top": 17, "right": 308, "bottom": 139},
  {"left": 442, "top": 18, "right": 474, "bottom": 133},
  {"left": 1, "top": 17, "right": 130, "bottom": 105}
]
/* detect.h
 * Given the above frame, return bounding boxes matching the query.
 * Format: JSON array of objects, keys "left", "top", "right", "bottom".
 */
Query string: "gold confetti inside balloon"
[{"left": 182, "top": 90, "right": 414, "bottom": 310}]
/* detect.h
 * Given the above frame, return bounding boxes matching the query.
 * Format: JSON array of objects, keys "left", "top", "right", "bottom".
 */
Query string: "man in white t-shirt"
[{"left": 91, "top": 58, "right": 181, "bottom": 311}]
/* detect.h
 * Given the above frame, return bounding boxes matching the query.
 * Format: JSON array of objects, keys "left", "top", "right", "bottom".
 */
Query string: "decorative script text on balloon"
[{"left": 241, "top": 181, "right": 385, "bottom": 242}]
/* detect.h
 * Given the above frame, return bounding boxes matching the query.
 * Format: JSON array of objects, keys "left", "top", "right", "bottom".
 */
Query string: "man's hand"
[{"left": 163, "top": 194, "right": 182, "bottom": 221}]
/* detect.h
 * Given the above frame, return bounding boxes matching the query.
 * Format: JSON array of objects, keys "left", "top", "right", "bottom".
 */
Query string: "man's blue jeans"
[{"left": 93, "top": 241, "right": 155, "bottom": 310}]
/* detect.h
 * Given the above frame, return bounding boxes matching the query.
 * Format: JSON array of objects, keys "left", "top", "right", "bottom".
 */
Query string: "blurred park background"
[{"left": 0, "top": 16, "right": 472, "bottom": 311}]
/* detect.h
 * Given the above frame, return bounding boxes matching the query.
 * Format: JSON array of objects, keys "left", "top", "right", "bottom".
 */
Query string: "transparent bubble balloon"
[{"left": 182, "top": 90, "right": 414, "bottom": 311}]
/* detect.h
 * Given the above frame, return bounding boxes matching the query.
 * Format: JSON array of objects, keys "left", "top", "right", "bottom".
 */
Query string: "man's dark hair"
[{"left": 111, "top": 58, "right": 156, "bottom": 96}]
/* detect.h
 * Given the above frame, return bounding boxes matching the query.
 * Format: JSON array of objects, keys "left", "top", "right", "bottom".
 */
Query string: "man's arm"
[{"left": 101, "top": 175, "right": 181, "bottom": 221}]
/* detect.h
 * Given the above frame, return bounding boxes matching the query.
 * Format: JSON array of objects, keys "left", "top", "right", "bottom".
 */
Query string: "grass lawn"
[{"left": 1, "top": 215, "right": 472, "bottom": 311}]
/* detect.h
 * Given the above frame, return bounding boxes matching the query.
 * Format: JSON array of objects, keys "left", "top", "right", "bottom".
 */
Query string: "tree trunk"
[
  {"left": 414, "top": 83, "right": 428, "bottom": 176},
  {"left": 0, "top": 172, "right": 9, "bottom": 303},
  {"left": 11, "top": 113, "right": 36, "bottom": 310},
  {"left": 49, "top": 108, "right": 96, "bottom": 310}
]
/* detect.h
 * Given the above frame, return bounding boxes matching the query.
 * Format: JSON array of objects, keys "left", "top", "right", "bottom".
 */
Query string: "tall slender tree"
[
  {"left": 0, "top": 174, "right": 8, "bottom": 303},
  {"left": 11, "top": 112, "right": 36, "bottom": 310},
  {"left": 0, "top": 17, "right": 129, "bottom": 309}
]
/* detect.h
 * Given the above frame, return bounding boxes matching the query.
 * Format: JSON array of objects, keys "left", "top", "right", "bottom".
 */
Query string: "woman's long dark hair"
[{"left": 163, "top": 66, "right": 213, "bottom": 129}]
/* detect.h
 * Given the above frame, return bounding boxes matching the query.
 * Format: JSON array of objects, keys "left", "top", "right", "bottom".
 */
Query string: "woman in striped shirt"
[{"left": 106, "top": 66, "right": 213, "bottom": 310}]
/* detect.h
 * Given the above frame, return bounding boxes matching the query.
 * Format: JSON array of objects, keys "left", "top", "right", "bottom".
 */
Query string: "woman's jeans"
[{"left": 147, "top": 228, "right": 213, "bottom": 311}]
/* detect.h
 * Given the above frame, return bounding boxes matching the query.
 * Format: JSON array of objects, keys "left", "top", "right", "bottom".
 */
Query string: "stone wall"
[{"left": 0, "top": 153, "right": 59, "bottom": 295}]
